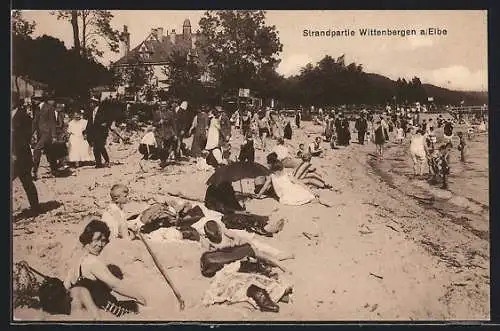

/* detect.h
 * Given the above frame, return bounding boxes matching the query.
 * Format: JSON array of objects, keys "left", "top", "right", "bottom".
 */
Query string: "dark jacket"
[
  {"left": 12, "top": 107, "right": 34, "bottom": 173},
  {"left": 86, "top": 105, "right": 110, "bottom": 143},
  {"left": 355, "top": 118, "right": 368, "bottom": 132},
  {"left": 153, "top": 108, "right": 177, "bottom": 140},
  {"left": 32, "top": 102, "right": 57, "bottom": 138}
]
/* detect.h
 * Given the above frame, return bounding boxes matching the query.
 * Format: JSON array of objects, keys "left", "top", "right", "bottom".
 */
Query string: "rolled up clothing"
[{"left": 200, "top": 243, "right": 255, "bottom": 277}]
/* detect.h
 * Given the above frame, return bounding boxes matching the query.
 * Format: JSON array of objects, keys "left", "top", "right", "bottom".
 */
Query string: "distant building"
[{"left": 111, "top": 19, "right": 211, "bottom": 94}]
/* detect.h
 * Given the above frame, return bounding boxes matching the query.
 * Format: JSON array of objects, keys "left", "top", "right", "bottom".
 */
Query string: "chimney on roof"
[
  {"left": 170, "top": 29, "right": 176, "bottom": 44},
  {"left": 120, "top": 25, "right": 130, "bottom": 58},
  {"left": 151, "top": 28, "right": 157, "bottom": 39},
  {"left": 157, "top": 27, "right": 164, "bottom": 39}
]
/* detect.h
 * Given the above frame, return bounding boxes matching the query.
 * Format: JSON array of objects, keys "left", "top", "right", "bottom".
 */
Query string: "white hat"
[
  {"left": 90, "top": 96, "right": 99, "bottom": 102},
  {"left": 180, "top": 101, "right": 188, "bottom": 110}
]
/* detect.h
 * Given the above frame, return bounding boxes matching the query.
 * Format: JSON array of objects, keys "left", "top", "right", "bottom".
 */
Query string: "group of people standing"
[{"left": 11, "top": 92, "right": 116, "bottom": 216}]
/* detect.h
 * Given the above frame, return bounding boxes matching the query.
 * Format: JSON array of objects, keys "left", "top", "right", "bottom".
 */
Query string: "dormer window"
[{"left": 139, "top": 44, "right": 152, "bottom": 60}]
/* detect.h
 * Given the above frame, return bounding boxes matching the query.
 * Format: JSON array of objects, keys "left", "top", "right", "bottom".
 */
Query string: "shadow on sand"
[{"left": 13, "top": 200, "right": 63, "bottom": 223}]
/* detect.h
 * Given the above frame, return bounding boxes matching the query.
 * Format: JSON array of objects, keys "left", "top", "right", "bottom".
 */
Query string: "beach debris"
[
  {"left": 370, "top": 303, "right": 379, "bottom": 312},
  {"left": 369, "top": 272, "right": 384, "bottom": 280},
  {"left": 386, "top": 225, "right": 399, "bottom": 232},
  {"left": 302, "top": 232, "right": 318, "bottom": 240},
  {"left": 359, "top": 224, "right": 373, "bottom": 235}
]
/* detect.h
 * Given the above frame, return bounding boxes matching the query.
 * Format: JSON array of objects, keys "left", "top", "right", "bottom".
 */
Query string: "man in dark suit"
[
  {"left": 154, "top": 102, "right": 177, "bottom": 168},
  {"left": 12, "top": 95, "right": 41, "bottom": 215},
  {"left": 355, "top": 113, "right": 368, "bottom": 145},
  {"left": 86, "top": 97, "right": 111, "bottom": 168},
  {"left": 32, "top": 94, "right": 59, "bottom": 179}
]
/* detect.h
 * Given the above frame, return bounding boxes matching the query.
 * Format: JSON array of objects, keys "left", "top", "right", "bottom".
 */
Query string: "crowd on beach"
[{"left": 12, "top": 91, "right": 488, "bottom": 319}]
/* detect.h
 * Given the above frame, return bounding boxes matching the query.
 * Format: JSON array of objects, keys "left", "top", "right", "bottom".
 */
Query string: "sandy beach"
[{"left": 12, "top": 120, "right": 489, "bottom": 321}]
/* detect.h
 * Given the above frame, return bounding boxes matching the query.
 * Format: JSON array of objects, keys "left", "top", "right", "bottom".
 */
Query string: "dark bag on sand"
[
  {"left": 221, "top": 213, "right": 273, "bottom": 237},
  {"left": 178, "top": 205, "right": 205, "bottom": 227},
  {"left": 38, "top": 277, "right": 72, "bottom": 315},
  {"left": 200, "top": 243, "right": 255, "bottom": 277}
]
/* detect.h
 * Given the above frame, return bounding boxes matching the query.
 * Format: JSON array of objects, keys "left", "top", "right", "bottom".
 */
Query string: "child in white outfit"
[{"left": 101, "top": 184, "right": 133, "bottom": 240}]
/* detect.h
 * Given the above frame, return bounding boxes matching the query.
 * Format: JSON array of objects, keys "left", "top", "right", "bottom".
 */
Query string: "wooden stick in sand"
[{"left": 137, "top": 233, "right": 185, "bottom": 310}]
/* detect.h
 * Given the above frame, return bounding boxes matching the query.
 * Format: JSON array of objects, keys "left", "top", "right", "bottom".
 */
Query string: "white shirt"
[
  {"left": 141, "top": 132, "right": 157, "bottom": 146},
  {"left": 101, "top": 203, "right": 127, "bottom": 239},
  {"left": 273, "top": 145, "right": 289, "bottom": 160},
  {"left": 212, "top": 148, "right": 225, "bottom": 165},
  {"left": 92, "top": 106, "right": 99, "bottom": 122},
  {"left": 309, "top": 142, "right": 321, "bottom": 153}
]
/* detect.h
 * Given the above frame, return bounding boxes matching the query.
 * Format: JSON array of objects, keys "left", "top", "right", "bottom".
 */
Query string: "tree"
[
  {"left": 51, "top": 10, "right": 120, "bottom": 59},
  {"left": 113, "top": 53, "right": 154, "bottom": 101},
  {"left": 162, "top": 50, "right": 206, "bottom": 105},
  {"left": 12, "top": 34, "right": 113, "bottom": 100},
  {"left": 12, "top": 10, "right": 36, "bottom": 95},
  {"left": 12, "top": 10, "right": 36, "bottom": 38},
  {"left": 197, "top": 10, "right": 283, "bottom": 96}
]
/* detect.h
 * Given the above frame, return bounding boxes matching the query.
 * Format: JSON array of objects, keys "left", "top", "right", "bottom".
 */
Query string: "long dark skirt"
[{"left": 191, "top": 134, "right": 207, "bottom": 157}]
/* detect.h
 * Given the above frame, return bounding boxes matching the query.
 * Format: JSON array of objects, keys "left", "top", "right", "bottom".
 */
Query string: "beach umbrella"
[{"left": 206, "top": 162, "right": 270, "bottom": 186}]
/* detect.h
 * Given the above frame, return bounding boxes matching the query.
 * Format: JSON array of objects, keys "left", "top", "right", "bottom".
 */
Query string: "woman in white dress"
[
  {"left": 255, "top": 160, "right": 316, "bottom": 206},
  {"left": 67, "top": 110, "right": 94, "bottom": 167}
]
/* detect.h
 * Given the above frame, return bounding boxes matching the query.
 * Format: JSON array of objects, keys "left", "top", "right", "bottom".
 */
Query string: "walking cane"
[{"left": 137, "top": 232, "right": 185, "bottom": 310}]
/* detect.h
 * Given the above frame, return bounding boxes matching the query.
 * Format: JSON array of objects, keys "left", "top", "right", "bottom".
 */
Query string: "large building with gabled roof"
[{"left": 111, "top": 19, "right": 211, "bottom": 92}]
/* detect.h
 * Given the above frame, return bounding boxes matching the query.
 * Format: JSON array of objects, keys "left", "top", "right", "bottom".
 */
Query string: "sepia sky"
[{"left": 20, "top": 10, "right": 487, "bottom": 91}]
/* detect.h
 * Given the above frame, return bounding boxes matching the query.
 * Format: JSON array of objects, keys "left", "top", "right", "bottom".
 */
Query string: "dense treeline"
[
  {"left": 12, "top": 34, "right": 113, "bottom": 101},
  {"left": 264, "top": 55, "right": 487, "bottom": 108}
]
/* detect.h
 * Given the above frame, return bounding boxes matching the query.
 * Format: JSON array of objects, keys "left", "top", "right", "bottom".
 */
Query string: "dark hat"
[{"left": 204, "top": 220, "right": 222, "bottom": 244}]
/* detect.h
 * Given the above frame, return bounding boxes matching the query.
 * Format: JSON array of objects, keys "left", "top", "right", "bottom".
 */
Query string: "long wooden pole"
[{"left": 138, "top": 233, "right": 185, "bottom": 310}]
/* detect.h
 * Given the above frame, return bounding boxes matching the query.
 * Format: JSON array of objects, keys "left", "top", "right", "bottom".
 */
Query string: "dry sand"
[{"left": 12, "top": 120, "right": 489, "bottom": 321}]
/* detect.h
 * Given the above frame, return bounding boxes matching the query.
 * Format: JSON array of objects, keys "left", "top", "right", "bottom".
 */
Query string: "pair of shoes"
[
  {"left": 246, "top": 284, "right": 279, "bottom": 313},
  {"left": 25, "top": 205, "right": 42, "bottom": 217}
]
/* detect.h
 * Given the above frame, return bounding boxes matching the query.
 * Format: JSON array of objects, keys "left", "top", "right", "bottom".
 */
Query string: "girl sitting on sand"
[
  {"left": 64, "top": 219, "right": 147, "bottom": 319},
  {"left": 255, "top": 159, "right": 316, "bottom": 206}
]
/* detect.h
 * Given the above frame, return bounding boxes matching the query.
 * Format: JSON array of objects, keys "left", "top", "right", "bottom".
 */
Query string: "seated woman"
[
  {"left": 64, "top": 219, "right": 146, "bottom": 319},
  {"left": 272, "top": 138, "right": 298, "bottom": 168},
  {"left": 308, "top": 137, "right": 323, "bottom": 157},
  {"left": 255, "top": 159, "right": 316, "bottom": 206}
]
